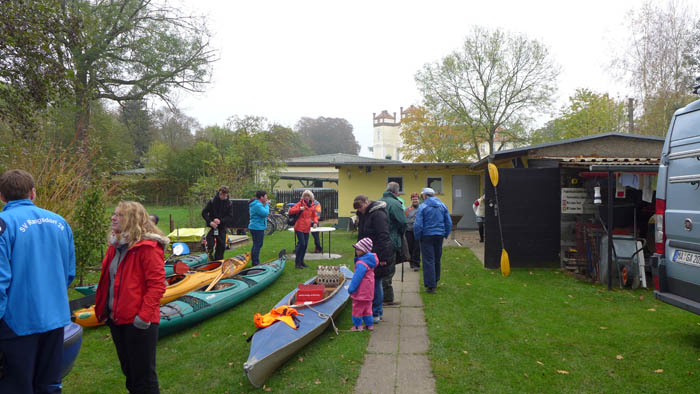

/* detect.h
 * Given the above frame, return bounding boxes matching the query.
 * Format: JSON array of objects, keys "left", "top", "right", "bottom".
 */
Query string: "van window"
[{"left": 670, "top": 109, "right": 700, "bottom": 141}]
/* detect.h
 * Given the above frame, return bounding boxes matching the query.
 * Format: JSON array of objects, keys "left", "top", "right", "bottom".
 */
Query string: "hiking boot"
[
  {"left": 383, "top": 301, "right": 401, "bottom": 307},
  {"left": 426, "top": 287, "right": 436, "bottom": 294},
  {"left": 295, "top": 264, "right": 305, "bottom": 269},
  {"left": 314, "top": 248, "right": 323, "bottom": 253},
  {"left": 301, "top": 261, "right": 308, "bottom": 268}
]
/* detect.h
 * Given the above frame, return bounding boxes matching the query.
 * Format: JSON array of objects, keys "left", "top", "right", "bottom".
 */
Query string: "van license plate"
[{"left": 673, "top": 250, "right": 700, "bottom": 266}]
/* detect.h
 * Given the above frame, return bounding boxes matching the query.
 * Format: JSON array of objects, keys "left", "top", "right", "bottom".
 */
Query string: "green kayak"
[
  {"left": 158, "top": 250, "right": 286, "bottom": 338},
  {"left": 73, "top": 253, "right": 209, "bottom": 296},
  {"left": 164, "top": 252, "right": 209, "bottom": 275}
]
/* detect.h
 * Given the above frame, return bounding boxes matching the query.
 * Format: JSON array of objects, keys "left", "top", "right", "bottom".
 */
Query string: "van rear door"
[{"left": 662, "top": 108, "right": 700, "bottom": 309}]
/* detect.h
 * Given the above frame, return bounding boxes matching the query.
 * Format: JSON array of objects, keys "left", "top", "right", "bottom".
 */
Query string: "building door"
[
  {"left": 452, "top": 175, "right": 480, "bottom": 229},
  {"left": 484, "top": 167, "right": 560, "bottom": 269}
]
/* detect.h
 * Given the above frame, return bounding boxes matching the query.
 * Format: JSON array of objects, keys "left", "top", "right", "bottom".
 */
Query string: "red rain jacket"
[
  {"left": 94, "top": 235, "right": 167, "bottom": 325},
  {"left": 289, "top": 200, "right": 318, "bottom": 233}
]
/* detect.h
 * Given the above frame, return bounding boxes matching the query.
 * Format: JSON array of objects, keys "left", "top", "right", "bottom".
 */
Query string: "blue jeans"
[
  {"left": 372, "top": 273, "right": 384, "bottom": 318},
  {"left": 249, "top": 229, "right": 265, "bottom": 266},
  {"left": 312, "top": 231, "right": 322, "bottom": 251},
  {"left": 420, "top": 235, "right": 443, "bottom": 289},
  {"left": 295, "top": 231, "right": 310, "bottom": 266}
]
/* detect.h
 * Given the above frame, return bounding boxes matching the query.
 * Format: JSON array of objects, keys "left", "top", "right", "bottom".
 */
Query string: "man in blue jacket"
[
  {"left": 0, "top": 169, "right": 76, "bottom": 393},
  {"left": 413, "top": 187, "right": 451, "bottom": 294}
]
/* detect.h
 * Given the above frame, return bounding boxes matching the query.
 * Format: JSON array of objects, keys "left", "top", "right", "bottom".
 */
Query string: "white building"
[
  {"left": 369, "top": 107, "right": 413, "bottom": 161},
  {"left": 369, "top": 106, "right": 517, "bottom": 162}
]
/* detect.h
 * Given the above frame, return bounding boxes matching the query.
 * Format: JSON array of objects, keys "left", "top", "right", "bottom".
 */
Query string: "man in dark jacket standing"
[
  {"left": 405, "top": 193, "right": 421, "bottom": 271},
  {"left": 202, "top": 186, "right": 234, "bottom": 260},
  {"left": 354, "top": 195, "right": 393, "bottom": 323},
  {"left": 414, "top": 188, "right": 452, "bottom": 294},
  {"left": 378, "top": 182, "right": 407, "bottom": 306}
]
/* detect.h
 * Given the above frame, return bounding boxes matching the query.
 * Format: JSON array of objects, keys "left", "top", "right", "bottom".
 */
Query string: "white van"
[{"left": 653, "top": 85, "right": 700, "bottom": 315}]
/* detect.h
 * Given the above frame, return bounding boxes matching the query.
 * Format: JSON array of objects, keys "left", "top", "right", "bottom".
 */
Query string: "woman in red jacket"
[
  {"left": 288, "top": 190, "right": 318, "bottom": 268},
  {"left": 94, "top": 201, "right": 169, "bottom": 394}
]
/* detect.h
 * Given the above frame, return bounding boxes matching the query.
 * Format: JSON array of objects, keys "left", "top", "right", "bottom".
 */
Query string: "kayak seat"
[
  {"left": 195, "top": 262, "right": 222, "bottom": 272},
  {"left": 166, "top": 274, "right": 186, "bottom": 286},
  {"left": 161, "top": 303, "right": 184, "bottom": 319}
]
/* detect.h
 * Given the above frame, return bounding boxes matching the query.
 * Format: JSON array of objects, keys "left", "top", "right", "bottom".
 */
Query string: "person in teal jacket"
[
  {"left": 0, "top": 169, "right": 75, "bottom": 393},
  {"left": 248, "top": 191, "right": 270, "bottom": 266}
]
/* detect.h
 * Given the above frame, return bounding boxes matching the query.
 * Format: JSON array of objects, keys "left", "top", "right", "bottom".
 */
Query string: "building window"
[
  {"left": 426, "top": 177, "right": 442, "bottom": 194},
  {"left": 387, "top": 176, "right": 403, "bottom": 193}
]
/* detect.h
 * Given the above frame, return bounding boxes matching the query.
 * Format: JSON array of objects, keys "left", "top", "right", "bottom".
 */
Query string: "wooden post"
[{"left": 169, "top": 214, "right": 174, "bottom": 233}]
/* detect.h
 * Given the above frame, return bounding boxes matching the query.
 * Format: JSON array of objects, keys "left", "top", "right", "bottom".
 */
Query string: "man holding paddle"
[
  {"left": 202, "top": 186, "right": 234, "bottom": 260},
  {"left": 413, "top": 188, "right": 451, "bottom": 294}
]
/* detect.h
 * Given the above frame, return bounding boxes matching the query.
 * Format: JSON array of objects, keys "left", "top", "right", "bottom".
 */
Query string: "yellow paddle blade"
[
  {"left": 488, "top": 163, "right": 499, "bottom": 187},
  {"left": 500, "top": 249, "right": 511, "bottom": 277}
]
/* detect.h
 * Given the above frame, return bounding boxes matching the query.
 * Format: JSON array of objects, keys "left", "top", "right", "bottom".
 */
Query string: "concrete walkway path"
[{"left": 354, "top": 265, "right": 436, "bottom": 394}]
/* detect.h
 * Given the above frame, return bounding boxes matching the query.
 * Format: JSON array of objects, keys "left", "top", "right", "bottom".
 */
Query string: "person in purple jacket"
[{"left": 347, "top": 237, "right": 377, "bottom": 331}]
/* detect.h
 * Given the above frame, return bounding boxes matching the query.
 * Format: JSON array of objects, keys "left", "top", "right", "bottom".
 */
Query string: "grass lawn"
[
  {"left": 64, "top": 221, "right": 369, "bottom": 393},
  {"left": 424, "top": 247, "right": 700, "bottom": 393},
  {"left": 65, "top": 205, "right": 700, "bottom": 393}
]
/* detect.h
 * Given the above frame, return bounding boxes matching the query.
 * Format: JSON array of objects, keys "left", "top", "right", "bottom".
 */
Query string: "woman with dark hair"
[
  {"left": 94, "top": 201, "right": 169, "bottom": 393},
  {"left": 353, "top": 194, "right": 393, "bottom": 323},
  {"left": 248, "top": 190, "right": 270, "bottom": 266},
  {"left": 288, "top": 190, "right": 318, "bottom": 268}
]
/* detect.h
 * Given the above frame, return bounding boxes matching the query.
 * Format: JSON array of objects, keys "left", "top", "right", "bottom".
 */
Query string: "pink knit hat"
[{"left": 353, "top": 237, "right": 373, "bottom": 254}]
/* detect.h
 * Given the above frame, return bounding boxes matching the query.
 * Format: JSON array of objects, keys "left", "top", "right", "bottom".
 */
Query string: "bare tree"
[
  {"left": 611, "top": 0, "right": 699, "bottom": 135},
  {"left": 415, "top": 26, "right": 559, "bottom": 160}
]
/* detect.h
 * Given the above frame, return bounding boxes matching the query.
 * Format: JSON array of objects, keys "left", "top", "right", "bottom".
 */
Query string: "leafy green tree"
[
  {"left": 533, "top": 89, "right": 627, "bottom": 143},
  {"left": 267, "top": 124, "right": 313, "bottom": 159},
  {"left": 226, "top": 116, "right": 283, "bottom": 185},
  {"left": 296, "top": 117, "right": 360, "bottom": 155},
  {"left": 72, "top": 185, "right": 109, "bottom": 285},
  {"left": 90, "top": 104, "right": 138, "bottom": 172},
  {"left": 415, "top": 26, "right": 560, "bottom": 160},
  {"left": 0, "top": 0, "right": 215, "bottom": 141},
  {"left": 120, "top": 98, "right": 154, "bottom": 164},
  {"left": 0, "top": 0, "right": 70, "bottom": 134},
  {"left": 152, "top": 107, "right": 198, "bottom": 151}
]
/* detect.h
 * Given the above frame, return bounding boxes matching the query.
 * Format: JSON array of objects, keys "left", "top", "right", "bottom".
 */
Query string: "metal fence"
[{"left": 275, "top": 188, "right": 338, "bottom": 220}]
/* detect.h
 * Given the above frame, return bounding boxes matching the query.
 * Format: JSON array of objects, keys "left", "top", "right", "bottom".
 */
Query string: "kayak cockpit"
[
  {"left": 194, "top": 261, "right": 222, "bottom": 272},
  {"left": 165, "top": 274, "right": 186, "bottom": 286},
  {"left": 288, "top": 266, "right": 346, "bottom": 308}
]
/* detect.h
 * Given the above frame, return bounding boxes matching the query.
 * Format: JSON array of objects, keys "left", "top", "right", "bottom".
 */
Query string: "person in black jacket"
[
  {"left": 353, "top": 194, "right": 393, "bottom": 323},
  {"left": 201, "top": 186, "right": 234, "bottom": 260}
]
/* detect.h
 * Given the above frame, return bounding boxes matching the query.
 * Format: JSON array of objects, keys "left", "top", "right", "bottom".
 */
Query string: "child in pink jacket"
[{"left": 348, "top": 237, "right": 377, "bottom": 331}]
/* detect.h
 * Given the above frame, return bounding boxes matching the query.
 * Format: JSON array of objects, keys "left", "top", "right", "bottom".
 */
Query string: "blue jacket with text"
[{"left": 0, "top": 199, "right": 75, "bottom": 336}]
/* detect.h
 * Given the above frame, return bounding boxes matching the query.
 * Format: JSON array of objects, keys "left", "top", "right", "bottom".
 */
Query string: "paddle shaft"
[{"left": 493, "top": 186, "right": 506, "bottom": 251}]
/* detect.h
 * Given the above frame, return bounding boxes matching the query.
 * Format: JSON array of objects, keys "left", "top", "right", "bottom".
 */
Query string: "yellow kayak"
[{"left": 73, "top": 253, "right": 250, "bottom": 328}]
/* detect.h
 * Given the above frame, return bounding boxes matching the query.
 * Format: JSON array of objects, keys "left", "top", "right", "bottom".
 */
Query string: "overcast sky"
[{"left": 178, "top": 0, "right": 646, "bottom": 155}]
